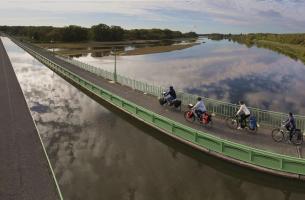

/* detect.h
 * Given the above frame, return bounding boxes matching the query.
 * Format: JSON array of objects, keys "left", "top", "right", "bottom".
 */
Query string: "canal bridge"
[{"left": 1, "top": 34, "right": 305, "bottom": 198}]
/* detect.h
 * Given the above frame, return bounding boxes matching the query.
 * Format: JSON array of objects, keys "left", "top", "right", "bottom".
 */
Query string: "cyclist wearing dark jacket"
[
  {"left": 285, "top": 112, "right": 296, "bottom": 141},
  {"left": 165, "top": 86, "right": 176, "bottom": 102}
]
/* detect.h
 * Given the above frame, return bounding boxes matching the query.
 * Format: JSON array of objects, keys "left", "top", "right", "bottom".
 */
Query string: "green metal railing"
[
  {"left": 13, "top": 38, "right": 305, "bottom": 177},
  {"left": 56, "top": 54, "right": 305, "bottom": 132}
]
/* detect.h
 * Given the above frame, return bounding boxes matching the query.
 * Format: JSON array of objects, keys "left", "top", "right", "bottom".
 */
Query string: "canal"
[{"left": 2, "top": 37, "right": 305, "bottom": 200}]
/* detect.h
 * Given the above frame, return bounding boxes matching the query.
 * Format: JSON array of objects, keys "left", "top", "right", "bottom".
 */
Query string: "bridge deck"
[
  {"left": 20, "top": 40, "right": 305, "bottom": 159},
  {"left": 0, "top": 38, "right": 60, "bottom": 200}
]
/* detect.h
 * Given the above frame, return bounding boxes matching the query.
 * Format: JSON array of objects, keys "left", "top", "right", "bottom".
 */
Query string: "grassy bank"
[
  {"left": 37, "top": 37, "right": 197, "bottom": 49},
  {"left": 36, "top": 40, "right": 161, "bottom": 49},
  {"left": 255, "top": 40, "right": 305, "bottom": 63},
  {"left": 222, "top": 33, "right": 305, "bottom": 64},
  {"left": 56, "top": 49, "right": 111, "bottom": 56},
  {"left": 206, "top": 33, "right": 305, "bottom": 63},
  {"left": 37, "top": 38, "right": 199, "bottom": 56},
  {"left": 122, "top": 43, "right": 199, "bottom": 56}
]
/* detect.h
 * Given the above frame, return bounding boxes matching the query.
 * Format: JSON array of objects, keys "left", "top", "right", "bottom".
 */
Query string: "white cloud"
[{"left": 1, "top": 0, "right": 305, "bottom": 32}]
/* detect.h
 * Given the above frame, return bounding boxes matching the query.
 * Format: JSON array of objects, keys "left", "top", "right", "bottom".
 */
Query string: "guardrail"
[
  {"left": 55, "top": 52, "right": 305, "bottom": 132},
  {"left": 12, "top": 37, "right": 305, "bottom": 177}
]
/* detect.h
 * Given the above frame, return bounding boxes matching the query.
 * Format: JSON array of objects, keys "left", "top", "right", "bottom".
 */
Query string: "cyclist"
[
  {"left": 284, "top": 112, "right": 296, "bottom": 142},
  {"left": 164, "top": 86, "right": 176, "bottom": 103},
  {"left": 236, "top": 101, "right": 250, "bottom": 129},
  {"left": 192, "top": 97, "right": 207, "bottom": 120}
]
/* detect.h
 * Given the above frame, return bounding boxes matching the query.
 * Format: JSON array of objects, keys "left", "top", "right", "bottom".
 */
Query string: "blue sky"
[{"left": 1, "top": 0, "right": 305, "bottom": 33}]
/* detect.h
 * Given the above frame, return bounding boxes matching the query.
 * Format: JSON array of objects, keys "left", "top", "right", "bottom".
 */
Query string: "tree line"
[
  {"left": 205, "top": 33, "right": 232, "bottom": 41},
  {"left": 0, "top": 24, "right": 198, "bottom": 42}
]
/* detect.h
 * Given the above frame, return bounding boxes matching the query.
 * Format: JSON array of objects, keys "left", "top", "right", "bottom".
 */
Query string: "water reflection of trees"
[{"left": 256, "top": 42, "right": 300, "bottom": 62}]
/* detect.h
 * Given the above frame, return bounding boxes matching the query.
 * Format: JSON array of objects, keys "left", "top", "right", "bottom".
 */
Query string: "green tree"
[
  {"left": 90, "top": 24, "right": 111, "bottom": 41},
  {"left": 110, "top": 26, "right": 124, "bottom": 41},
  {"left": 61, "top": 25, "right": 88, "bottom": 42}
]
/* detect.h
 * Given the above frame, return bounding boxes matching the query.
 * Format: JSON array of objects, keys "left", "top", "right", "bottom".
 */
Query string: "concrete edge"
[{"left": 2, "top": 38, "right": 64, "bottom": 200}]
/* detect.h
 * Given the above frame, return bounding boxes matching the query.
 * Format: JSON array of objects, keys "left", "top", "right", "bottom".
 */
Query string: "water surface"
[
  {"left": 3, "top": 37, "right": 305, "bottom": 200},
  {"left": 75, "top": 38, "right": 305, "bottom": 114}
]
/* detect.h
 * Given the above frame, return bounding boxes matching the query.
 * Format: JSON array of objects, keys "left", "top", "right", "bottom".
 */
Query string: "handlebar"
[{"left": 187, "top": 104, "right": 194, "bottom": 109}]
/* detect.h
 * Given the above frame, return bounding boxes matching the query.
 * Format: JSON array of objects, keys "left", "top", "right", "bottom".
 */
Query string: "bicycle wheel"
[
  {"left": 226, "top": 117, "right": 238, "bottom": 129},
  {"left": 204, "top": 120, "right": 213, "bottom": 129},
  {"left": 292, "top": 132, "right": 303, "bottom": 145},
  {"left": 184, "top": 111, "right": 195, "bottom": 123},
  {"left": 271, "top": 128, "right": 284, "bottom": 142}
]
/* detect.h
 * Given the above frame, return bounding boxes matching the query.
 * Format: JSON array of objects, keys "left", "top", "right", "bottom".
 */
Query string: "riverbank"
[
  {"left": 36, "top": 38, "right": 199, "bottom": 56},
  {"left": 221, "top": 34, "right": 305, "bottom": 64},
  {"left": 255, "top": 40, "right": 305, "bottom": 63},
  {"left": 122, "top": 43, "right": 199, "bottom": 56},
  {"left": 206, "top": 33, "right": 305, "bottom": 64},
  {"left": 37, "top": 40, "right": 161, "bottom": 49}
]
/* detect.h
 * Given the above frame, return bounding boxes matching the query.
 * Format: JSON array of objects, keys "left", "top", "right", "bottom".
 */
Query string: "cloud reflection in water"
[
  {"left": 3, "top": 37, "right": 305, "bottom": 200},
  {"left": 76, "top": 38, "right": 305, "bottom": 114}
]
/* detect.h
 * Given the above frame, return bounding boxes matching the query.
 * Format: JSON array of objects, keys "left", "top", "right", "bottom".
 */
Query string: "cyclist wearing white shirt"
[
  {"left": 192, "top": 97, "right": 207, "bottom": 119},
  {"left": 236, "top": 101, "right": 250, "bottom": 129}
]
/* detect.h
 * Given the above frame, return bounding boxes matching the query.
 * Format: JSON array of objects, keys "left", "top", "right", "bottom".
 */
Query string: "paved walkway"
[
  {"left": 0, "top": 38, "right": 60, "bottom": 200},
  {"left": 19, "top": 40, "right": 305, "bottom": 159}
]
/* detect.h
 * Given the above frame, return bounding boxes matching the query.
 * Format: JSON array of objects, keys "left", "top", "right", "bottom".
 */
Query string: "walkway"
[
  {"left": 15, "top": 40, "right": 305, "bottom": 159},
  {"left": 0, "top": 38, "right": 61, "bottom": 200}
]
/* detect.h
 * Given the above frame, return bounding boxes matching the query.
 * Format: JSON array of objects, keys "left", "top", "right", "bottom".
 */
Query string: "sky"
[{"left": 1, "top": 0, "right": 305, "bottom": 33}]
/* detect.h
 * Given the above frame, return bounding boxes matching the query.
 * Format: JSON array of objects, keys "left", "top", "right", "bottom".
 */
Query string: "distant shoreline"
[
  {"left": 206, "top": 33, "right": 305, "bottom": 64},
  {"left": 36, "top": 38, "right": 199, "bottom": 56},
  {"left": 122, "top": 43, "right": 200, "bottom": 56}
]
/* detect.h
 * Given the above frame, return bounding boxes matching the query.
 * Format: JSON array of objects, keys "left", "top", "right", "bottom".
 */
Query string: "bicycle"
[
  {"left": 158, "top": 92, "right": 182, "bottom": 111},
  {"left": 226, "top": 115, "right": 258, "bottom": 133},
  {"left": 184, "top": 104, "right": 213, "bottom": 128},
  {"left": 272, "top": 123, "right": 303, "bottom": 145}
]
